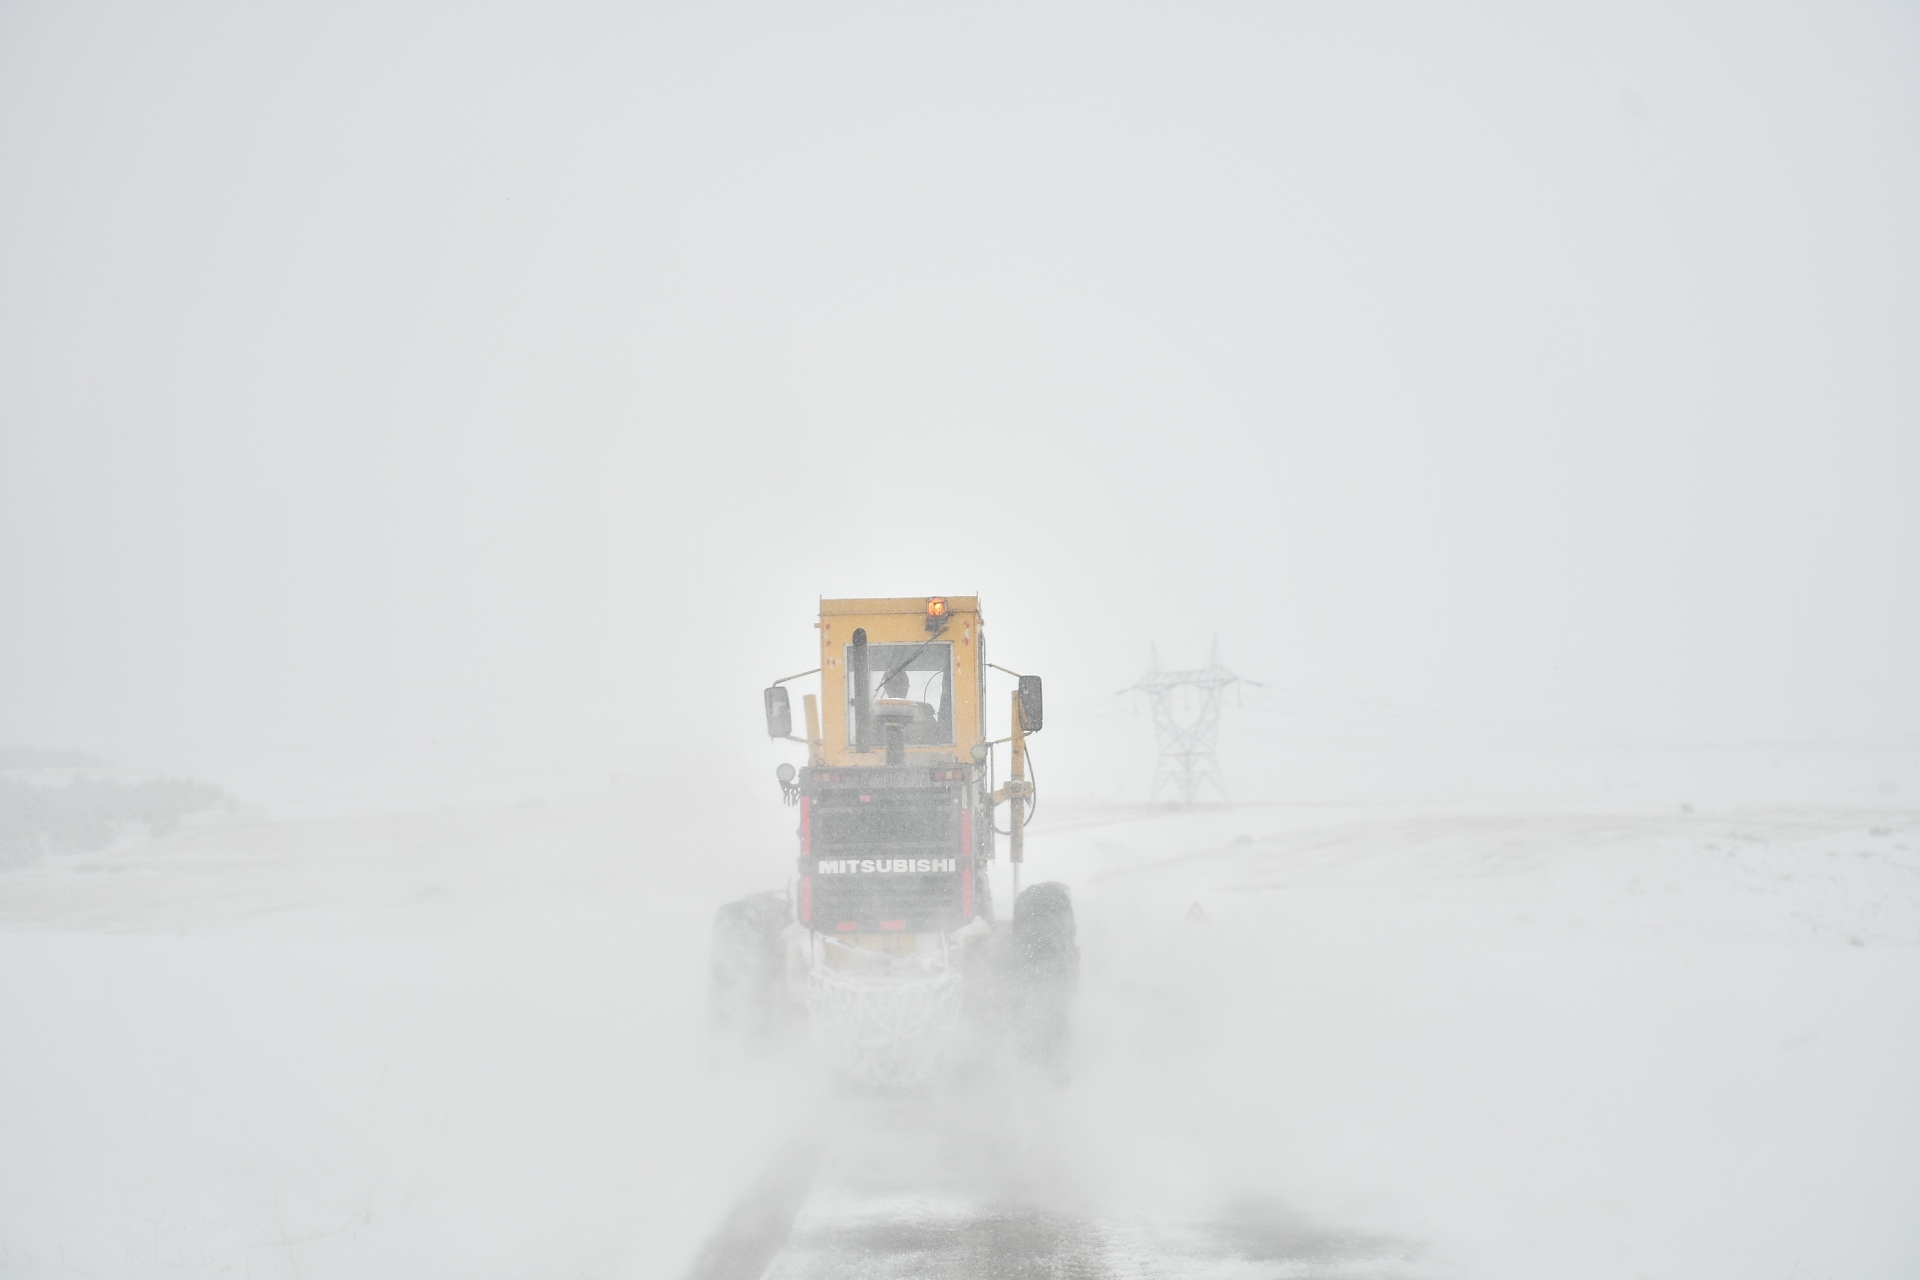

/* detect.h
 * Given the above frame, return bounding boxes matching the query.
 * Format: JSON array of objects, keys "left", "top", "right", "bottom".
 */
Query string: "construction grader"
[{"left": 710, "top": 595, "right": 1078, "bottom": 1086}]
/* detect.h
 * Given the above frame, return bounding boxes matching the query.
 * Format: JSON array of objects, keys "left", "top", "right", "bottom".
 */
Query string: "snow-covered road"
[
  {"left": 697, "top": 1089, "right": 1430, "bottom": 1280},
  {"left": 3, "top": 788, "right": 1916, "bottom": 1278}
]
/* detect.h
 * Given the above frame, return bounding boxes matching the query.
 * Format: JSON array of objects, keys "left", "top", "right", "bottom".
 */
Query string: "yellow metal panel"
[
  {"left": 1009, "top": 690, "right": 1027, "bottom": 864},
  {"left": 803, "top": 694, "right": 822, "bottom": 766}
]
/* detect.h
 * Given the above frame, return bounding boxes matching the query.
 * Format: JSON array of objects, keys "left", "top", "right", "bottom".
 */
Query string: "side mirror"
[
  {"left": 1017, "top": 675, "right": 1043, "bottom": 733},
  {"left": 764, "top": 686, "right": 793, "bottom": 739}
]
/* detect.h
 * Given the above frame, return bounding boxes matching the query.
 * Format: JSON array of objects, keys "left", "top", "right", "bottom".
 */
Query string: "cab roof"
[{"left": 820, "top": 596, "right": 981, "bottom": 619}]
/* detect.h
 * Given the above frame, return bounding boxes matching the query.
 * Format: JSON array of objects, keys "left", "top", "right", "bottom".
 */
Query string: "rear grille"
[
  {"left": 808, "top": 870, "right": 965, "bottom": 931},
  {"left": 805, "top": 787, "right": 970, "bottom": 930},
  {"left": 811, "top": 790, "right": 959, "bottom": 852}
]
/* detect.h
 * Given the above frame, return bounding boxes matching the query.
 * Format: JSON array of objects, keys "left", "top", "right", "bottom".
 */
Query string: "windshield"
[{"left": 848, "top": 641, "right": 953, "bottom": 748}]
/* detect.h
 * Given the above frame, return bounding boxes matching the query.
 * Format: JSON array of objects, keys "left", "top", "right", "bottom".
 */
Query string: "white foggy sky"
[{"left": 1, "top": 2, "right": 1916, "bottom": 792}]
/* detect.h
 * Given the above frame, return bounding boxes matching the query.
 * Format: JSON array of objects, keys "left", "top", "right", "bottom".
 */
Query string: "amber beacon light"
[{"left": 925, "top": 597, "right": 949, "bottom": 628}]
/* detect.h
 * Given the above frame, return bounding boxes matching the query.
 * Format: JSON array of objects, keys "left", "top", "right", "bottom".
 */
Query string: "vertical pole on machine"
[
  {"left": 1010, "top": 690, "right": 1027, "bottom": 903},
  {"left": 803, "top": 694, "right": 822, "bottom": 765}
]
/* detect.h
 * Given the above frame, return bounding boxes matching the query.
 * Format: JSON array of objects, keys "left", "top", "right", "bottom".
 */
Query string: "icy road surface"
[
  {"left": 2, "top": 787, "right": 1918, "bottom": 1278},
  {"left": 693, "top": 1089, "right": 1428, "bottom": 1280}
]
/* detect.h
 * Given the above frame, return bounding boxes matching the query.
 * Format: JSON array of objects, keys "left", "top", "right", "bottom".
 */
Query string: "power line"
[{"left": 1231, "top": 683, "right": 1920, "bottom": 753}]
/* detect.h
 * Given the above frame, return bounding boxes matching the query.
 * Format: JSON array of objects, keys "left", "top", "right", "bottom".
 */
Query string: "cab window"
[{"left": 849, "top": 641, "right": 953, "bottom": 748}]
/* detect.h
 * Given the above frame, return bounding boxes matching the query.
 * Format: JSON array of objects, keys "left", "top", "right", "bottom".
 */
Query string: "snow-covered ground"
[
  {"left": 1037, "top": 801, "right": 1920, "bottom": 1278},
  {"left": 2, "top": 787, "right": 1916, "bottom": 1277},
  {"left": 0, "top": 783, "right": 801, "bottom": 1278}
]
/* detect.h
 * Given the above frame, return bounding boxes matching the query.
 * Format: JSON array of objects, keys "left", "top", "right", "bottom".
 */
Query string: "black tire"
[
  {"left": 1006, "top": 881, "right": 1079, "bottom": 1069},
  {"left": 708, "top": 890, "right": 793, "bottom": 1051}
]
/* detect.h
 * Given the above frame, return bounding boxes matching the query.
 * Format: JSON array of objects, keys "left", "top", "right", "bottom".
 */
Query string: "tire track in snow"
[{"left": 683, "top": 1128, "right": 833, "bottom": 1280}]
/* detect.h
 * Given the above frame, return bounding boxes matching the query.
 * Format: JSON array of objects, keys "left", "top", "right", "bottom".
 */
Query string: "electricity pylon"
[{"left": 1127, "top": 639, "right": 1243, "bottom": 806}]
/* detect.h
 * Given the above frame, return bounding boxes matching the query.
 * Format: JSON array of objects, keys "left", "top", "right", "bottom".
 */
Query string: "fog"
[{"left": 2, "top": 3, "right": 1917, "bottom": 1277}]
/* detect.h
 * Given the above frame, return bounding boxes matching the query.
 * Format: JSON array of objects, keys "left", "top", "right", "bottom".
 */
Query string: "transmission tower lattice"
[{"left": 1128, "top": 639, "right": 1243, "bottom": 805}]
